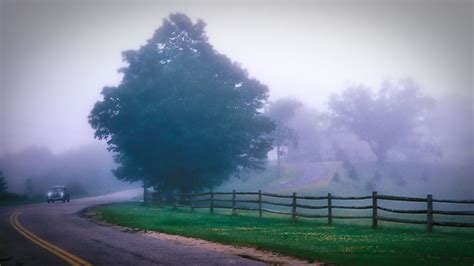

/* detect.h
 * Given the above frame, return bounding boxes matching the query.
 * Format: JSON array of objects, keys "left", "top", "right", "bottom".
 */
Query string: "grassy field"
[{"left": 97, "top": 202, "right": 474, "bottom": 266}]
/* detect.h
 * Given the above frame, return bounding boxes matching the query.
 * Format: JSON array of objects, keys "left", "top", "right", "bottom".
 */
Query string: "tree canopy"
[
  {"left": 329, "top": 80, "right": 434, "bottom": 162},
  {"left": 89, "top": 13, "right": 274, "bottom": 192}
]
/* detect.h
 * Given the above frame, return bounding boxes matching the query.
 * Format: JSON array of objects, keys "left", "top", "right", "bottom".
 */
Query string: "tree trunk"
[
  {"left": 374, "top": 148, "right": 386, "bottom": 165},
  {"left": 367, "top": 140, "right": 385, "bottom": 164},
  {"left": 276, "top": 144, "right": 281, "bottom": 179}
]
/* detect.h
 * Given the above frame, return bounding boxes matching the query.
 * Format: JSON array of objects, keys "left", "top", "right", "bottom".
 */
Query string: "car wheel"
[
  {"left": 62, "top": 199, "right": 66, "bottom": 203},
  {"left": 47, "top": 200, "right": 50, "bottom": 203},
  {"left": 67, "top": 199, "right": 70, "bottom": 202}
]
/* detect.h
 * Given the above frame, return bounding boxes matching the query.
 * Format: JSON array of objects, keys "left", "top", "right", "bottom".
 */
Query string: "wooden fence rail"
[{"left": 146, "top": 189, "right": 474, "bottom": 231}]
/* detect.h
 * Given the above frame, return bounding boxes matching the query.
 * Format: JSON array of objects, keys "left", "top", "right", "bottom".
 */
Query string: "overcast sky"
[{"left": 0, "top": 0, "right": 472, "bottom": 154}]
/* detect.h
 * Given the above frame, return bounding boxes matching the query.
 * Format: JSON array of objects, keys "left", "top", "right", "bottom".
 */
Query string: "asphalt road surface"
[{"left": 0, "top": 190, "right": 264, "bottom": 266}]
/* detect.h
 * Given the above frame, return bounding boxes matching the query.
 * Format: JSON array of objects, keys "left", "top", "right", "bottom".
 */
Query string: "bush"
[{"left": 0, "top": 192, "right": 26, "bottom": 201}]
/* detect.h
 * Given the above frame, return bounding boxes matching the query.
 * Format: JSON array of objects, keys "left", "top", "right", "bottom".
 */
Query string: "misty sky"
[{"left": 0, "top": 0, "right": 472, "bottom": 154}]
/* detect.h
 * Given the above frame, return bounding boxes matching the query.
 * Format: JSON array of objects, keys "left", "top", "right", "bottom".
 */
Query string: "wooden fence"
[
  {"left": 145, "top": 190, "right": 474, "bottom": 232},
  {"left": 145, "top": 190, "right": 163, "bottom": 207}
]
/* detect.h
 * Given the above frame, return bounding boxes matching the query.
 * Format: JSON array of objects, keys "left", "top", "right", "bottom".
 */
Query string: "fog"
[
  {"left": 222, "top": 88, "right": 473, "bottom": 200},
  {"left": 0, "top": 143, "right": 137, "bottom": 196},
  {"left": 0, "top": 0, "right": 472, "bottom": 199}
]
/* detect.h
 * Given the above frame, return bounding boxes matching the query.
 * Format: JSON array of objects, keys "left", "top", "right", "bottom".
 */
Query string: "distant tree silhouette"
[
  {"left": 334, "top": 145, "right": 359, "bottom": 180},
  {"left": 332, "top": 172, "right": 341, "bottom": 183},
  {"left": 365, "top": 170, "right": 382, "bottom": 192},
  {"left": 89, "top": 13, "right": 274, "bottom": 193},
  {"left": 329, "top": 80, "right": 434, "bottom": 162},
  {"left": 0, "top": 170, "right": 7, "bottom": 193},
  {"left": 266, "top": 99, "right": 301, "bottom": 178}
]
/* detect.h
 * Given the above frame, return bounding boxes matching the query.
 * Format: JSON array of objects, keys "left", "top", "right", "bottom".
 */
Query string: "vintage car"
[{"left": 47, "top": 185, "right": 70, "bottom": 203}]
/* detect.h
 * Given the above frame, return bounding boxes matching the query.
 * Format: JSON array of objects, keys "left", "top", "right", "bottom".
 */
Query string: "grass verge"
[{"left": 96, "top": 202, "right": 474, "bottom": 266}]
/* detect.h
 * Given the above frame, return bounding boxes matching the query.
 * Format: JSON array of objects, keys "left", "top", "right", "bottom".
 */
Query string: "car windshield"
[{"left": 51, "top": 187, "right": 65, "bottom": 192}]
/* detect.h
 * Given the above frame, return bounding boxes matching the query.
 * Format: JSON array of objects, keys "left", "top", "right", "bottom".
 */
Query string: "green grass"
[{"left": 96, "top": 202, "right": 474, "bottom": 266}]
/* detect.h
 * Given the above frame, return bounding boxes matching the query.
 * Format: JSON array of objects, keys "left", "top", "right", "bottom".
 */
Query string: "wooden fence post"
[
  {"left": 144, "top": 190, "right": 147, "bottom": 205},
  {"left": 232, "top": 189, "right": 236, "bottom": 215},
  {"left": 190, "top": 193, "right": 194, "bottom": 211},
  {"left": 158, "top": 190, "right": 162, "bottom": 208},
  {"left": 292, "top": 192, "right": 297, "bottom": 221},
  {"left": 210, "top": 190, "right": 214, "bottom": 214},
  {"left": 427, "top": 194, "right": 433, "bottom": 232},
  {"left": 328, "top": 193, "right": 332, "bottom": 225},
  {"left": 258, "top": 190, "right": 262, "bottom": 218},
  {"left": 172, "top": 194, "right": 177, "bottom": 210},
  {"left": 372, "top": 191, "right": 378, "bottom": 229}
]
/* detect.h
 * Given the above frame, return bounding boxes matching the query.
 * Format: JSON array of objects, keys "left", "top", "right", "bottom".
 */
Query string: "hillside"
[{"left": 219, "top": 161, "right": 473, "bottom": 200}]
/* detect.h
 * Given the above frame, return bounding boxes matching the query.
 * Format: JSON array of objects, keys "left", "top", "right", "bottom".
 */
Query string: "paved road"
[{"left": 0, "top": 190, "right": 264, "bottom": 265}]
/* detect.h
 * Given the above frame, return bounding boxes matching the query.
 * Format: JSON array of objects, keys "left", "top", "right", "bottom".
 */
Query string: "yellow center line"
[
  {"left": 12, "top": 213, "right": 91, "bottom": 265},
  {"left": 9, "top": 212, "right": 92, "bottom": 266}
]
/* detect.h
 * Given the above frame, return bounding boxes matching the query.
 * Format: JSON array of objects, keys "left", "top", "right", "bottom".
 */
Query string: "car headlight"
[
  {"left": 47, "top": 192, "right": 52, "bottom": 197},
  {"left": 59, "top": 192, "right": 64, "bottom": 197}
]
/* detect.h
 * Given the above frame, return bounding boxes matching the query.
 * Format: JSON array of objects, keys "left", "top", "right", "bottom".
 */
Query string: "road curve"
[{"left": 0, "top": 190, "right": 264, "bottom": 265}]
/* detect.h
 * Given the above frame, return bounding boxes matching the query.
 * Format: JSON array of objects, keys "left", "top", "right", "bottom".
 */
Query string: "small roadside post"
[
  {"left": 210, "top": 190, "right": 214, "bottom": 214},
  {"left": 427, "top": 194, "right": 433, "bottom": 232},
  {"left": 328, "top": 193, "right": 332, "bottom": 225},
  {"left": 372, "top": 191, "right": 378, "bottom": 229},
  {"left": 232, "top": 189, "right": 236, "bottom": 215},
  {"left": 292, "top": 192, "right": 297, "bottom": 221}
]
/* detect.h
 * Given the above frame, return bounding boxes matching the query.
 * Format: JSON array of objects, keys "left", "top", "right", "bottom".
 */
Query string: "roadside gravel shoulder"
[{"left": 80, "top": 207, "right": 325, "bottom": 266}]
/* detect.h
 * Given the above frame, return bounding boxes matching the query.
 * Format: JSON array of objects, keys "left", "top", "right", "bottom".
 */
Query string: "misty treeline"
[
  {"left": 262, "top": 83, "right": 473, "bottom": 195},
  {"left": 268, "top": 81, "right": 440, "bottom": 167},
  {"left": 0, "top": 144, "right": 134, "bottom": 196},
  {"left": 88, "top": 13, "right": 472, "bottom": 197}
]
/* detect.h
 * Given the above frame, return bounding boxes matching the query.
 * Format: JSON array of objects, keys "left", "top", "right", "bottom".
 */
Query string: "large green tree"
[{"left": 89, "top": 13, "right": 274, "bottom": 193}]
